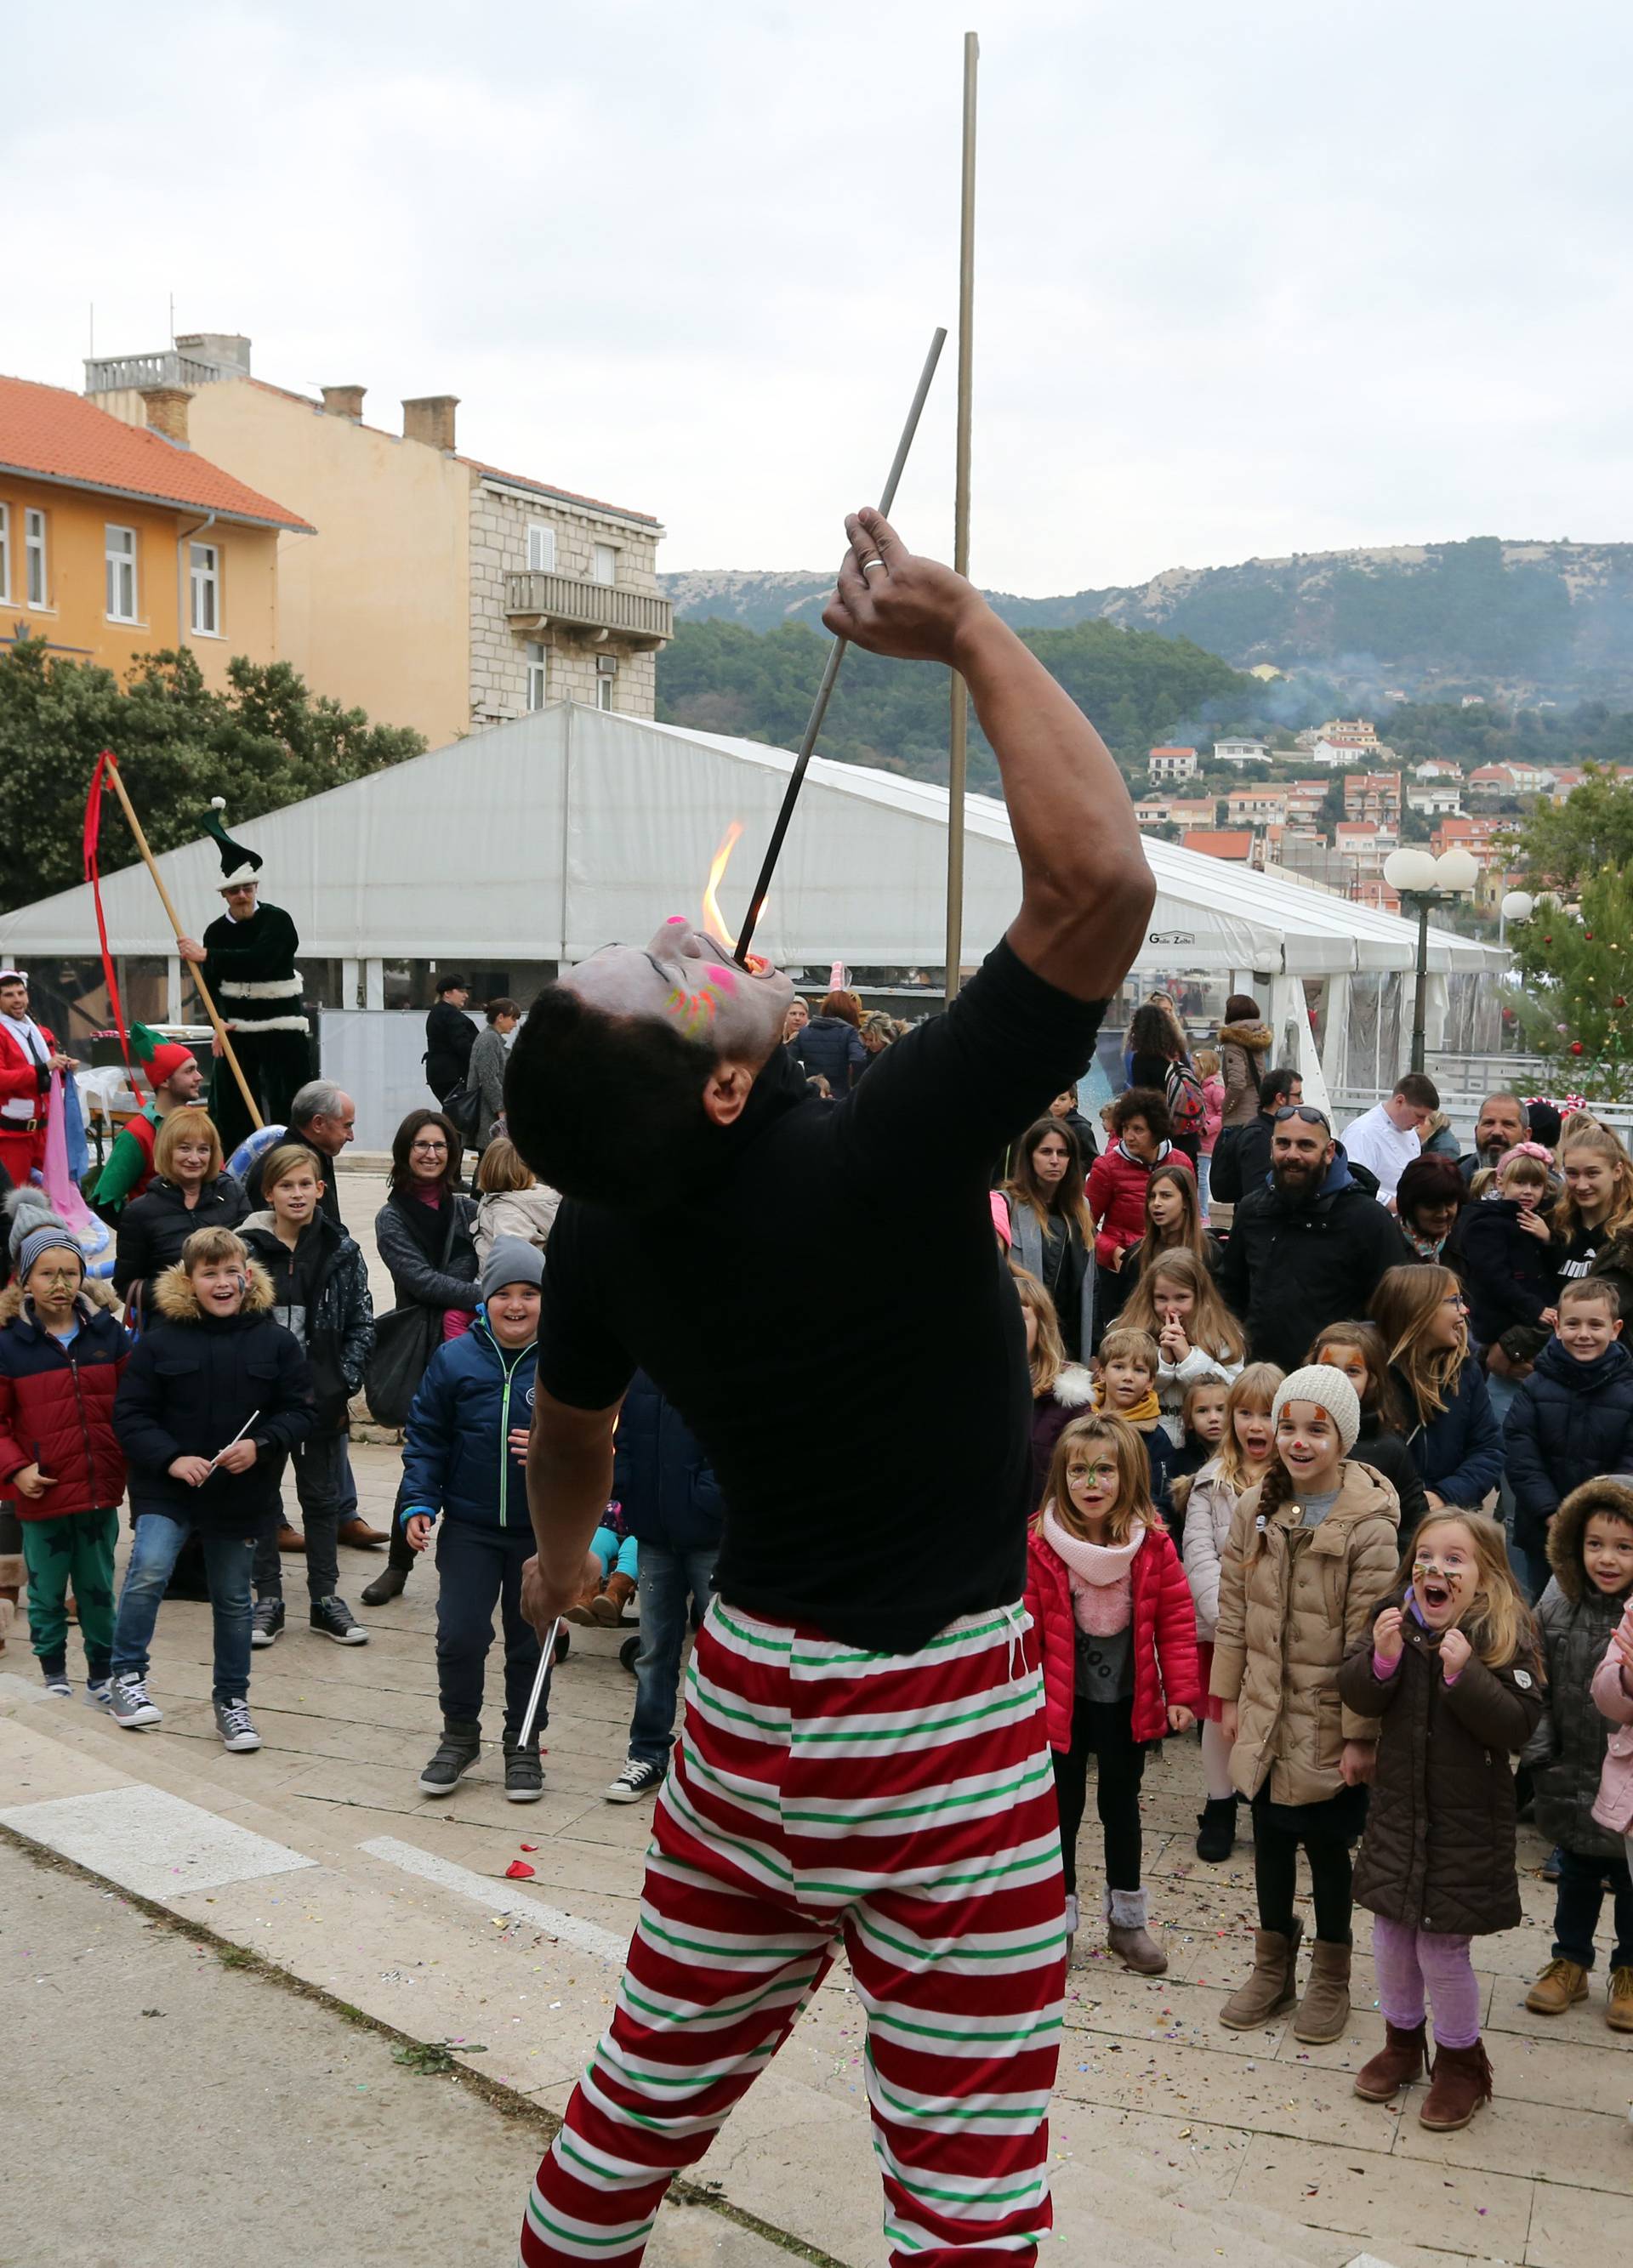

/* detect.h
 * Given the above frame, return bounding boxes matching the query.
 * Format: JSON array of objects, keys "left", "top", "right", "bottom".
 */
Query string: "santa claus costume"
[{"left": 0, "top": 970, "right": 58, "bottom": 1192}]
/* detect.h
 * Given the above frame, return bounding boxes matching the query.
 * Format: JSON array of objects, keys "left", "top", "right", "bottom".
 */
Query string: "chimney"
[
  {"left": 174, "top": 332, "right": 252, "bottom": 376},
  {"left": 402, "top": 395, "right": 458, "bottom": 452},
  {"left": 139, "top": 385, "right": 192, "bottom": 445},
  {"left": 321, "top": 384, "right": 367, "bottom": 422}
]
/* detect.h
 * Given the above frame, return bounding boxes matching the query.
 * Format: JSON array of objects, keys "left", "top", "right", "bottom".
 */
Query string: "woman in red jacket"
[
  {"left": 0, "top": 1219, "right": 129, "bottom": 1699},
  {"left": 1087, "top": 1089, "right": 1195, "bottom": 1276},
  {"left": 1026, "top": 1409, "right": 1200, "bottom": 1975}
]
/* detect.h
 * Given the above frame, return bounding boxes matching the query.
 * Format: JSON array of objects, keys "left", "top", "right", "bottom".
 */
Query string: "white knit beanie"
[{"left": 1271, "top": 1364, "right": 1361, "bottom": 1456}]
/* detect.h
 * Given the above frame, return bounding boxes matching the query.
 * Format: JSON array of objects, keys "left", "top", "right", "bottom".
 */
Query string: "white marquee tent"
[{"left": 1, "top": 702, "right": 1505, "bottom": 981}]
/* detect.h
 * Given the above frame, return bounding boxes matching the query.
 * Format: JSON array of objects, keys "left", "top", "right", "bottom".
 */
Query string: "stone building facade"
[{"left": 467, "top": 475, "right": 667, "bottom": 725}]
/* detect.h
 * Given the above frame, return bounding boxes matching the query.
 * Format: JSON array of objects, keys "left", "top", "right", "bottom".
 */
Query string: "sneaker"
[
  {"left": 251, "top": 1597, "right": 287, "bottom": 1648},
  {"left": 504, "top": 1738, "right": 545, "bottom": 1803},
  {"left": 1541, "top": 1845, "right": 1563, "bottom": 1883},
  {"left": 418, "top": 1719, "right": 481, "bottom": 1795},
  {"left": 108, "top": 1674, "right": 162, "bottom": 1729},
  {"left": 309, "top": 1595, "right": 368, "bottom": 1645},
  {"left": 213, "top": 1697, "right": 262, "bottom": 1752},
  {"left": 85, "top": 1677, "right": 112, "bottom": 1709},
  {"left": 605, "top": 1757, "right": 667, "bottom": 1805},
  {"left": 42, "top": 1666, "right": 71, "bottom": 1697}
]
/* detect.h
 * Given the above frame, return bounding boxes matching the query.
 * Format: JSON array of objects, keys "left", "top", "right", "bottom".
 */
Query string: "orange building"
[{"left": 0, "top": 376, "right": 310, "bottom": 690}]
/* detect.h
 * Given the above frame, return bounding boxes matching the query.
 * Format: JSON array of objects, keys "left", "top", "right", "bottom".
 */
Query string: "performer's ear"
[{"left": 700, "top": 1062, "right": 756, "bottom": 1130}]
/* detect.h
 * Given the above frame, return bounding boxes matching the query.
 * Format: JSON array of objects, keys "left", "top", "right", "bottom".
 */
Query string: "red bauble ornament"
[
  {"left": 1585, "top": 931, "right": 1594, "bottom": 941},
  {"left": 1544, "top": 935, "right": 1553, "bottom": 944},
  {"left": 1571, "top": 1041, "right": 1585, "bottom": 1055},
  {"left": 1617, "top": 997, "right": 1627, "bottom": 1009}
]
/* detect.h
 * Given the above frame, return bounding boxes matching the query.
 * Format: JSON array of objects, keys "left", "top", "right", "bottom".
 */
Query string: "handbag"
[
  {"left": 362, "top": 1301, "right": 442, "bottom": 1426},
  {"left": 362, "top": 1197, "right": 460, "bottom": 1425},
  {"left": 443, "top": 1077, "right": 482, "bottom": 1144}
]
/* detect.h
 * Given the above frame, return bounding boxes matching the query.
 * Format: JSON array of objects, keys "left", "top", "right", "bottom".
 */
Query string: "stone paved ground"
[{"left": 0, "top": 1160, "right": 1628, "bottom": 2265}]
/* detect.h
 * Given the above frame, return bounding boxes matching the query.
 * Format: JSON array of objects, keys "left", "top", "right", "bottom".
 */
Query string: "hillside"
[
  {"left": 663, "top": 538, "right": 1633, "bottom": 705},
  {"left": 655, "top": 617, "right": 1255, "bottom": 793}
]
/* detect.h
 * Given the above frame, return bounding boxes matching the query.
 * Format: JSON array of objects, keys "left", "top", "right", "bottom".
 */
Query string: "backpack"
[{"left": 1164, "top": 1060, "right": 1206, "bottom": 1140}]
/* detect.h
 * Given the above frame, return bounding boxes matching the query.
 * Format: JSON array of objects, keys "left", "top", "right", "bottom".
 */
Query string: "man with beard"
[
  {"left": 506, "top": 507, "right": 1153, "bottom": 2268},
  {"left": 1459, "top": 1091, "right": 1531, "bottom": 1187},
  {"left": 1218, "top": 1103, "right": 1411, "bottom": 1369}
]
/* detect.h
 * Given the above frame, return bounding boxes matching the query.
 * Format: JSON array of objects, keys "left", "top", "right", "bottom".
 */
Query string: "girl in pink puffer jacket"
[{"left": 1590, "top": 1606, "right": 1633, "bottom": 1857}]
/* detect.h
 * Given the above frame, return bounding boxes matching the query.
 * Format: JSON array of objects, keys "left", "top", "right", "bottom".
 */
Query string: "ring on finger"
[{"left": 860, "top": 556, "right": 886, "bottom": 575}]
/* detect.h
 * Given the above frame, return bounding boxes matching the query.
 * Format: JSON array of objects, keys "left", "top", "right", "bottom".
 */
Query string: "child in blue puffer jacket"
[{"left": 400, "top": 1237, "right": 555, "bottom": 1805}]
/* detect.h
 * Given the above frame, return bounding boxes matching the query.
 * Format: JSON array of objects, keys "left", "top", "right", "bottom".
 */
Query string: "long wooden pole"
[
  {"left": 944, "top": 31, "right": 978, "bottom": 1006},
  {"left": 100, "top": 758, "right": 264, "bottom": 1130}
]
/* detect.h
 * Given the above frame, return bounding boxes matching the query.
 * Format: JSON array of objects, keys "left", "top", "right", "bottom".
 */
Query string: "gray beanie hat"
[
  {"left": 19, "top": 1221, "right": 85, "bottom": 1284},
  {"left": 480, "top": 1236, "right": 544, "bottom": 1305},
  {"left": 1271, "top": 1364, "right": 1361, "bottom": 1456}
]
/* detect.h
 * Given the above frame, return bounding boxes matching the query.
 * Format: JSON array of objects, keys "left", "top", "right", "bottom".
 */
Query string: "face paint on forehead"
[{"left": 560, "top": 919, "right": 794, "bottom": 1056}]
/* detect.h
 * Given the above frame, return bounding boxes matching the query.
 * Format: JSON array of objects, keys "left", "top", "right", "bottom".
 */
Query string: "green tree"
[
  {"left": 1508, "top": 868, "right": 1633, "bottom": 1103},
  {"left": 1508, "top": 766, "right": 1633, "bottom": 891},
  {"left": 0, "top": 639, "right": 424, "bottom": 912}
]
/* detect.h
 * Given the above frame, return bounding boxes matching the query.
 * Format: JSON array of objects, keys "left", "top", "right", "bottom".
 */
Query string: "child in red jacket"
[
  {"left": 0, "top": 1219, "right": 130, "bottom": 1700},
  {"left": 1026, "top": 1409, "right": 1200, "bottom": 1975}
]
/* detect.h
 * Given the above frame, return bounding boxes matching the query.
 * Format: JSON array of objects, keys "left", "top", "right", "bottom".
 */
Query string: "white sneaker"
[
  {"left": 213, "top": 1697, "right": 262, "bottom": 1752},
  {"left": 85, "top": 1678, "right": 112, "bottom": 1709}
]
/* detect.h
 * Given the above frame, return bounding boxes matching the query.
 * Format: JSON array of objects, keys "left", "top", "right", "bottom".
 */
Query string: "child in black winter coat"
[
  {"left": 1505, "top": 1279, "right": 1633, "bottom": 1599},
  {"left": 241, "top": 1144, "right": 375, "bottom": 1650},
  {"left": 1459, "top": 1145, "right": 1561, "bottom": 1357},
  {"left": 108, "top": 1227, "right": 314, "bottom": 1753},
  {"left": 1522, "top": 1475, "right": 1633, "bottom": 2029}
]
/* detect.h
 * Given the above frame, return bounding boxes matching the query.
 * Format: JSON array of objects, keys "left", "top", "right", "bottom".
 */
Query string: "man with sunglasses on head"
[{"left": 1219, "top": 1097, "right": 1412, "bottom": 1371}]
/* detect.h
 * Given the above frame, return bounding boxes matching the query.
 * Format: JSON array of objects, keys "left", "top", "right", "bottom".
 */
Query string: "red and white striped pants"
[{"left": 520, "top": 1597, "right": 1066, "bottom": 2267}]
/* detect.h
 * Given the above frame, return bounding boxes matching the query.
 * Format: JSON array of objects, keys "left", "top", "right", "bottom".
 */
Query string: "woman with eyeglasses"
[
  {"left": 367, "top": 1111, "right": 479, "bottom": 1604},
  {"left": 1368, "top": 1265, "right": 1503, "bottom": 1520}
]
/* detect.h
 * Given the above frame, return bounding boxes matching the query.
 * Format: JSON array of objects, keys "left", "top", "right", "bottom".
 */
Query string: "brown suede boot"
[
  {"left": 1353, "top": 2019, "right": 1427, "bottom": 2102},
  {"left": 1293, "top": 1939, "right": 1352, "bottom": 2044},
  {"left": 592, "top": 1570, "right": 638, "bottom": 1625},
  {"left": 1419, "top": 2037, "right": 1493, "bottom": 2132},
  {"left": 566, "top": 1577, "right": 605, "bottom": 1626},
  {"left": 1219, "top": 1918, "right": 1304, "bottom": 2030},
  {"left": 1106, "top": 1886, "right": 1168, "bottom": 1976}
]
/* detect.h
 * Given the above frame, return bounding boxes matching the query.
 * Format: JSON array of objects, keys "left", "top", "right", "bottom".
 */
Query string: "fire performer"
[
  {"left": 175, "top": 804, "right": 311, "bottom": 1156},
  {"left": 506, "top": 509, "right": 1153, "bottom": 2268}
]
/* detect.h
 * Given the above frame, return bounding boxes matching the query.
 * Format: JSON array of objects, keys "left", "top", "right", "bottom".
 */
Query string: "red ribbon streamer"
[{"left": 83, "top": 751, "right": 138, "bottom": 1089}]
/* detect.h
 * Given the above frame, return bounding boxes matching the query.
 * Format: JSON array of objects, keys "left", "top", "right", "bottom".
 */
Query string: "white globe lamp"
[
  {"left": 1383, "top": 847, "right": 1437, "bottom": 894},
  {"left": 1500, "top": 890, "right": 1535, "bottom": 925},
  {"left": 1433, "top": 847, "right": 1480, "bottom": 894}
]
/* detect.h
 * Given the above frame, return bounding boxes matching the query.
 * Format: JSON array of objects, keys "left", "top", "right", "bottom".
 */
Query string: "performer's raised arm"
[{"left": 823, "top": 505, "right": 1153, "bottom": 1001}]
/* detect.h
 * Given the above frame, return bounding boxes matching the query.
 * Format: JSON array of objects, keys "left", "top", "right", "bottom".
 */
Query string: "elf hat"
[
  {"left": 130, "top": 1024, "right": 196, "bottom": 1094},
  {"left": 202, "top": 799, "right": 263, "bottom": 890}
]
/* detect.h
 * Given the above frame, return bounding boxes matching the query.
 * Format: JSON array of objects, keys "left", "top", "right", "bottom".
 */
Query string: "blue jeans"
[
  {"left": 629, "top": 1542, "right": 719, "bottom": 1766},
  {"left": 1196, "top": 1151, "right": 1212, "bottom": 1221},
  {"left": 110, "top": 1513, "right": 254, "bottom": 1705},
  {"left": 434, "top": 1518, "right": 547, "bottom": 1738}
]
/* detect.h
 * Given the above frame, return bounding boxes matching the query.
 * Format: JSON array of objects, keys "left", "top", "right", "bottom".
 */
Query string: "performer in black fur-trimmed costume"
[{"left": 177, "top": 802, "right": 311, "bottom": 1157}]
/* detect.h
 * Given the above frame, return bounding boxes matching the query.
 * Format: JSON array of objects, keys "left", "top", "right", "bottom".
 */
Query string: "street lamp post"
[{"left": 1383, "top": 847, "right": 1481, "bottom": 1073}]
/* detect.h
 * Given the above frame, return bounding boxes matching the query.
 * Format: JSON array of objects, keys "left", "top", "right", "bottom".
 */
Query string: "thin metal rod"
[
  {"left": 100, "top": 754, "right": 264, "bottom": 1130},
  {"left": 733, "top": 327, "right": 947, "bottom": 968},
  {"left": 518, "top": 1617, "right": 562, "bottom": 1748},
  {"left": 944, "top": 31, "right": 978, "bottom": 1007}
]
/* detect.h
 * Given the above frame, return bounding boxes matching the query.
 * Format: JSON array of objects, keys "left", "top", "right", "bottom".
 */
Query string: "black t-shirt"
[{"left": 538, "top": 939, "right": 1107, "bottom": 1651}]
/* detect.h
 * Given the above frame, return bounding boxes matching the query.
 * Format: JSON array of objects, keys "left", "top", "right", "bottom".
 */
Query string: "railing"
[
  {"left": 502, "top": 570, "right": 672, "bottom": 645},
  {"left": 83, "top": 350, "right": 236, "bottom": 394}
]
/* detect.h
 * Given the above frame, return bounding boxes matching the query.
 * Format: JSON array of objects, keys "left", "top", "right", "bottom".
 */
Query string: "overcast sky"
[{"left": 10, "top": 1, "right": 1631, "bottom": 594}]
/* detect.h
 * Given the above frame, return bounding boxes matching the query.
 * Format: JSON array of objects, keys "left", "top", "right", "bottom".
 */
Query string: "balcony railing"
[
  {"left": 84, "top": 350, "right": 239, "bottom": 394},
  {"left": 503, "top": 570, "right": 672, "bottom": 648}
]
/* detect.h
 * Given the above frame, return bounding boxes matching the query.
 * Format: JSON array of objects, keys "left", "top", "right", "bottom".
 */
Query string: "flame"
[{"left": 701, "top": 822, "right": 744, "bottom": 950}]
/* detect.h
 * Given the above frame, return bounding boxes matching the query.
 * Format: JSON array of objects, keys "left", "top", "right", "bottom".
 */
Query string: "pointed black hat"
[{"left": 202, "top": 799, "right": 263, "bottom": 889}]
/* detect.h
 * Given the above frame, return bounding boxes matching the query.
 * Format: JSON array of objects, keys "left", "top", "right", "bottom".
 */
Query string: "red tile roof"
[
  {"left": 1183, "top": 829, "right": 1254, "bottom": 859},
  {"left": 0, "top": 376, "right": 312, "bottom": 531}
]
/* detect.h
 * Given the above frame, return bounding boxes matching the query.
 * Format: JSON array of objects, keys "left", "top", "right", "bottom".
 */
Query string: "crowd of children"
[{"left": 4, "top": 1076, "right": 1633, "bottom": 2148}]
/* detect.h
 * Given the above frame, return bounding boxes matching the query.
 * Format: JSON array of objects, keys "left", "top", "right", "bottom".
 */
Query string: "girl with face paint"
[
  {"left": 1340, "top": 1511, "right": 1543, "bottom": 2132},
  {"left": 1210, "top": 1364, "right": 1400, "bottom": 2046},
  {"left": 1180, "top": 1361, "right": 1283, "bottom": 1864}
]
